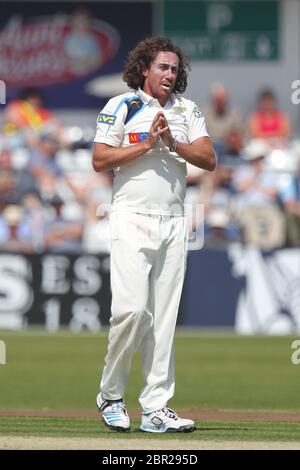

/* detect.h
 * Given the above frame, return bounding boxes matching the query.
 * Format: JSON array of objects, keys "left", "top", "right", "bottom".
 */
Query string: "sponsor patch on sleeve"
[
  {"left": 98, "top": 113, "right": 116, "bottom": 125},
  {"left": 192, "top": 106, "right": 203, "bottom": 118}
]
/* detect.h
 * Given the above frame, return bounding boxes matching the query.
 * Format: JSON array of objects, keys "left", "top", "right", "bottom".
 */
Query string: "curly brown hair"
[{"left": 123, "top": 37, "right": 190, "bottom": 94}]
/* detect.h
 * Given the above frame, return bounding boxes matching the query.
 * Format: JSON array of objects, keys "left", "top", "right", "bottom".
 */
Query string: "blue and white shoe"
[
  {"left": 96, "top": 393, "right": 130, "bottom": 432},
  {"left": 140, "top": 406, "right": 195, "bottom": 433}
]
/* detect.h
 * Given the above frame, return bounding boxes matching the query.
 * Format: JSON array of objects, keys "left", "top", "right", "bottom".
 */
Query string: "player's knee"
[{"left": 111, "top": 309, "right": 152, "bottom": 329}]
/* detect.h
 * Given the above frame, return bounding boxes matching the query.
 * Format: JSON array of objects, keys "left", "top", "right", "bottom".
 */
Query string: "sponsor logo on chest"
[{"left": 129, "top": 132, "right": 149, "bottom": 143}]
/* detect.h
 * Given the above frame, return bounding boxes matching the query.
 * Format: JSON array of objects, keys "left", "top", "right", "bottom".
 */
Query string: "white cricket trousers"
[{"left": 100, "top": 210, "right": 188, "bottom": 413}]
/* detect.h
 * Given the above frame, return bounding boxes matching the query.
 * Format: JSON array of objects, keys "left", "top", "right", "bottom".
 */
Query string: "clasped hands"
[{"left": 145, "top": 111, "right": 175, "bottom": 151}]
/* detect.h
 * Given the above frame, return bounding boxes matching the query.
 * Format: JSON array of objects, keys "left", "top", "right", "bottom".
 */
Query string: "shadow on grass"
[
  {"left": 197, "top": 427, "right": 251, "bottom": 432},
  {"left": 131, "top": 426, "right": 252, "bottom": 434}
]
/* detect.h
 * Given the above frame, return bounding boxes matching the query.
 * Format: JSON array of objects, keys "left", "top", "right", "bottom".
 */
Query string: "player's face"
[{"left": 142, "top": 51, "right": 179, "bottom": 106}]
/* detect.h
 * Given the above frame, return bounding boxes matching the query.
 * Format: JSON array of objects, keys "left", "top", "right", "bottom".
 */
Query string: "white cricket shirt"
[{"left": 94, "top": 88, "right": 209, "bottom": 215}]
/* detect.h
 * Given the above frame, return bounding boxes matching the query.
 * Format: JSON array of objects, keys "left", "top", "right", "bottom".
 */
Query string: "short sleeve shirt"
[{"left": 94, "top": 89, "right": 209, "bottom": 215}]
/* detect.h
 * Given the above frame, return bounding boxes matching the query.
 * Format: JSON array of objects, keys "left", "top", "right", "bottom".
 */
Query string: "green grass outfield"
[
  {"left": 0, "top": 417, "right": 300, "bottom": 442},
  {"left": 0, "top": 417, "right": 300, "bottom": 443},
  {"left": 0, "top": 330, "right": 300, "bottom": 445}
]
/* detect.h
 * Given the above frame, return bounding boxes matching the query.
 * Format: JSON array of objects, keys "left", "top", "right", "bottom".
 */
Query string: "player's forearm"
[
  {"left": 92, "top": 142, "right": 151, "bottom": 172},
  {"left": 176, "top": 137, "right": 216, "bottom": 171}
]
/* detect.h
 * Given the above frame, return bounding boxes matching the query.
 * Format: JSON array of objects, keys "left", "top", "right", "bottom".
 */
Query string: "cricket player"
[{"left": 93, "top": 37, "right": 215, "bottom": 433}]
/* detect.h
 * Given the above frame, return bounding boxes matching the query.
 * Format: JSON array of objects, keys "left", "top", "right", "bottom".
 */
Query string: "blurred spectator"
[
  {"left": 22, "top": 192, "right": 46, "bottom": 252},
  {"left": 3, "top": 87, "right": 64, "bottom": 148},
  {"left": 0, "top": 169, "right": 16, "bottom": 208},
  {"left": 26, "top": 132, "right": 62, "bottom": 195},
  {"left": 0, "top": 145, "right": 39, "bottom": 205},
  {"left": 247, "top": 89, "right": 291, "bottom": 143},
  {"left": 280, "top": 157, "right": 300, "bottom": 246},
  {"left": 0, "top": 145, "right": 11, "bottom": 168},
  {"left": 194, "top": 166, "right": 240, "bottom": 246},
  {"left": 200, "top": 167, "right": 234, "bottom": 214},
  {"left": 213, "top": 128, "right": 245, "bottom": 202},
  {"left": 232, "top": 139, "right": 286, "bottom": 249},
  {"left": 43, "top": 195, "right": 83, "bottom": 253},
  {"left": 204, "top": 208, "right": 240, "bottom": 248},
  {"left": 233, "top": 140, "right": 276, "bottom": 205},
  {"left": 25, "top": 132, "right": 85, "bottom": 204},
  {"left": 0, "top": 204, "right": 34, "bottom": 252},
  {"left": 215, "top": 128, "right": 244, "bottom": 169},
  {"left": 204, "top": 82, "right": 242, "bottom": 145},
  {"left": 0, "top": 169, "right": 39, "bottom": 209},
  {"left": 3, "top": 88, "right": 53, "bottom": 133}
]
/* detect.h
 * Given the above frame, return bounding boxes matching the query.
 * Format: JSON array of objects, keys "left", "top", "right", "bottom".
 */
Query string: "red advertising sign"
[{"left": 0, "top": 10, "right": 120, "bottom": 87}]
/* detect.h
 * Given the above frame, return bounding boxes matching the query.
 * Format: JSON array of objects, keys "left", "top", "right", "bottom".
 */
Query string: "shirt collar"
[
  {"left": 137, "top": 88, "right": 184, "bottom": 110},
  {"left": 136, "top": 88, "right": 157, "bottom": 104}
]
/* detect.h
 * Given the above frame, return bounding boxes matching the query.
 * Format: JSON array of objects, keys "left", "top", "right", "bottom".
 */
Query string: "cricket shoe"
[
  {"left": 140, "top": 406, "right": 195, "bottom": 433},
  {"left": 96, "top": 393, "right": 130, "bottom": 432}
]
